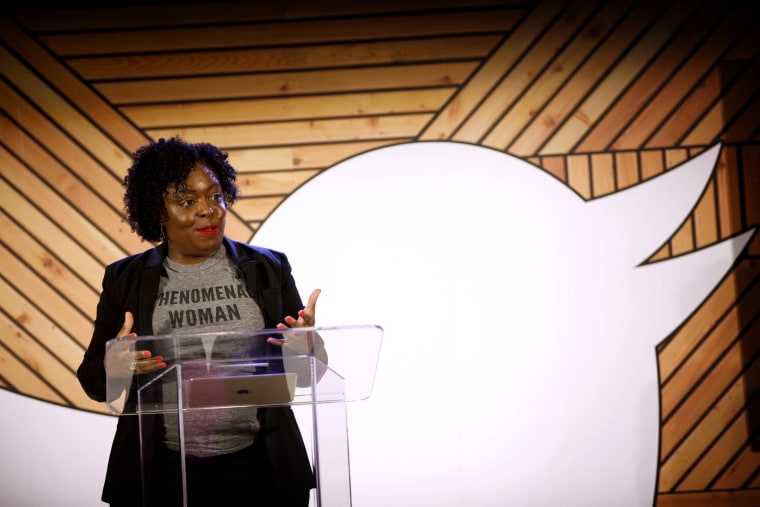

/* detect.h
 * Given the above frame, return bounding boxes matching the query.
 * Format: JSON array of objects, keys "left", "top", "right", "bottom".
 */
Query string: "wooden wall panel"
[
  {"left": 620, "top": 5, "right": 758, "bottom": 150},
  {"left": 422, "top": 0, "right": 572, "bottom": 142},
  {"left": 94, "top": 62, "right": 476, "bottom": 104},
  {"left": 38, "top": 10, "right": 522, "bottom": 56},
  {"left": 68, "top": 35, "right": 501, "bottom": 81},
  {"left": 121, "top": 89, "right": 456, "bottom": 127},
  {"left": 1, "top": 0, "right": 758, "bottom": 504},
  {"left": 517, "top": 0, "right": 666, "bottom": 155}
]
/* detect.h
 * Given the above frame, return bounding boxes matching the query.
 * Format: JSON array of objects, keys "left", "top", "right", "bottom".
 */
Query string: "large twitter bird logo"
[{"left": 255, "top": 142, "right": 756, "bottom": 506}]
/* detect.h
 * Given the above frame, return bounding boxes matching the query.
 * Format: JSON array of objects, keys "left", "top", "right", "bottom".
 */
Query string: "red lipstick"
[{"left": 196, "top": 225, "right": 218, "bottom": 236}]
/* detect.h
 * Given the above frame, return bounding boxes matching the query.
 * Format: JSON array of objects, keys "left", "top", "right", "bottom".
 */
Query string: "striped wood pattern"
[{"left": 1, "top": 0, "right": 758, "bottom": 503}]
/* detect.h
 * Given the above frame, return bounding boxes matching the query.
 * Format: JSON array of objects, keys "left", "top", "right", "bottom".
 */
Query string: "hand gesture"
[
  {"left": 268, "top": 289, "right": 321, "bottom": 354},
  {"left": 106, "top": 312, "right": 166, "bottom": 376}
]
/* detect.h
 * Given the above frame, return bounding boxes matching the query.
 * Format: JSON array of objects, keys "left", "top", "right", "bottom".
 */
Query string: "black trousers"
[{"left": 128, "top": 436, "right": 310, "bottom": 507}]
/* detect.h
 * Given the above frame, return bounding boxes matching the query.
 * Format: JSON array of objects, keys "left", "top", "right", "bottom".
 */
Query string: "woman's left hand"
[{"left": 268, "top": 288, "right": 321, "bottom": 352}]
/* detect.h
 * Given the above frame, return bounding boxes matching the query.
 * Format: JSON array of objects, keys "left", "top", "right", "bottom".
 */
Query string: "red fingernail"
[
  {"left": 154, "top": 356, "right": 163, "bottom": 362},
  {"left": 285, "top": 316, "right": 294, "bottom": 323},
  {"left": 277, "top": 324, "right": 286, "bottom": 329},
  {"left": 142, "top": 351, "right": 151, "bottom": 358}
]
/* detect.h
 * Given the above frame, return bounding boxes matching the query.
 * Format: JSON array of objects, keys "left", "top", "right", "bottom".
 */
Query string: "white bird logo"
[{"left": 255, "top": 141, "right": 756, "bottom": 506}]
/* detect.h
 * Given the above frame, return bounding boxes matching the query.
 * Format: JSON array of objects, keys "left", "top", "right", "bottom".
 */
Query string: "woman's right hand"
[{"left": 105, "top": 312, "right": 166, "bottom": 375}]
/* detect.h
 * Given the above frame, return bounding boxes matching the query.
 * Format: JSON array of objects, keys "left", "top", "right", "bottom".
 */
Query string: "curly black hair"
[{"left": 123, "top": 137, "right": 239, "bottom": 243}]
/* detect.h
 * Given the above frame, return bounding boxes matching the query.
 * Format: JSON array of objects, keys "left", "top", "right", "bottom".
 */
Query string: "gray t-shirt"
[{"left": 154, "top": 246, "right": 266, "bottom": 457}]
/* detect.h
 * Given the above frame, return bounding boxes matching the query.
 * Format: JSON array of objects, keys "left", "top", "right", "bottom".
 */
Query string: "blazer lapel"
[
  {"left": 135, "top": 245, "right": 165, "bottom": 335},
  {"left": 224, "top": 239, "right": 281, "bottom": 328}
]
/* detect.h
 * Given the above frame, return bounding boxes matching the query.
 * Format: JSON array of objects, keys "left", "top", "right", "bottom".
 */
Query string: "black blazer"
[{"left": 77, "top": 238, "right": 314, "bottom": 505}]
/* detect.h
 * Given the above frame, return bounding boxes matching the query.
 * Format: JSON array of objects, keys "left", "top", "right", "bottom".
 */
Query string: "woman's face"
[{"left": 163, "top": 163, "right": 227, "bottom": 264}]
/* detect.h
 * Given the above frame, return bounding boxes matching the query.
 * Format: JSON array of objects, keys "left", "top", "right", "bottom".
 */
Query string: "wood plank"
[
  {"left": 660, "top": 373, "right": 752, "bottom": 491},
  {"left": 0, "top": 277, "right": 87, "bottom": 367},
  {"left": 640, "top": 149, "right": 666, "bottom": 181},
  {"left": 651, "top": 66, "right": 725, "bottom": 147},
  {"left": 711, "top": 440, "right": 760, "bottom": 490},
  {"left": 236, "top": 169, "right": 321, "bottom": 197},
  {"left": 566, "top": 154, "right": 591, "bottom": 200},
  {"left": 671, "top": 216, "right": 695, "bottom": 256},
  {"left": 740, "top": 145, "right": 760, "bottom": 257},
  {"left": 0, "top": 315, "right": 77, "bottom": 406},
  {"left": 1, "top": 13, "right": 254, "bottom": 243},
  {"left": 712, "top": 147, "right": 743, "bottom": 240},
  {"left": 615, "top": 2, "right": 756, "bottom": 150},
  {"left": 658, "top": 259, "right": 758, "bottom": 381},
  {"left": 539, "top": 155, "right": 567, "bottom": 182},
  {"left": 423, "top": 0, "right": 573, "bottom": 141},
  {"left": 615, "top": 151, "right": 640, "bottom": 190},
  {"left": 1, "top": 100, "right": 255, "bottom": 249},
  {"left": 576, "top": 1, "right": 727, "bottom": 152},
  {"left": 0, "top": 243, "right": 93, "bottom": 350},
  {"left": 660, "top": 280, "right": 757, "bottom": 421},
  {"left": 14, "top": 0, "right": 522, "bottom": 31},
  {"left": 0, "top": 139, "right": 131, "bottom": 268},
  {"left": 0, "top": 340, "right": 65, "bottom": 406},
  {"left": 0, "top": 210, "right": 98, "bottom": 318},
  {"left": 0, "top": 314, "right": 105, "bottom": 412},
  {"left": 69, "top": 35, "right": 500, "bottom": 80},
  {"left": 693, "top": 178, "right": 720, "bottom": 249},
  {"left": 122, "top": 89, "right": 454, "bottom": 128},
  {"left": 649, "top": 243, "right": 671, "bottom": 262},
  {"left": 508, "top": 0, "right": 663, "bottom": 156},
  {"left": 0, "top": 178, "right": 107, "bottom": 295},
  {"left": 146, "top": 115, "right": 429, "bottom": 149},
  {"left": 590, "top": 152, "right": 615, "bottom": 197},
  {"left": 234, "top": 196, "right": 287, "bottom": 224},
  {"left": 716, "top": 89, "right": 760, "bottom": 145},
  {"left": 0, "top": 48, "right": 131, "bottom": 182},
  {"left": 676, "top": 395, "right": 758, "bottom": 491},
  {"left": 96, "top": 62, "right": 475, "bottom": 104},
  {"left": 41, "top": 10, "right": 523, "bottom": 56},
  {"left": 679, "top": 33, "right": 760, "bottom": 146},
  {"left": 220, "top": 209, "right": 254, "bottom": 245},
  {"left": 665, "top": 148, "right": 689, "bottom": 170},
  {"left": 660, "top": 323, "right": 758, "bottom": 471},
  {"left": 656, "top": 489, "right": 760, "bottom": 506},
  {"left": 474, "top": 0, "right": 612, "bottom": 146},
  {"left": 0, "top": 13, "right": 148, "bottom": 155},
  {"left": 543, "top": 0, "right": 694, "bottom": 154},
  {"left": 227, "top": 140, "right": 401, "bottom": 172},
  {"left": 0, "top": 89, "right": 139, "bottom": 255}
]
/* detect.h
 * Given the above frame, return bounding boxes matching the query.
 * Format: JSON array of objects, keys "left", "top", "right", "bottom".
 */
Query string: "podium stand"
[{"left": 105, "top": 325, "right": 382, "bottom": 507}]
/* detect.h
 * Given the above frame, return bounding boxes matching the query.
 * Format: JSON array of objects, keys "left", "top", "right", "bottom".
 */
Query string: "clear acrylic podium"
[{"left": 104, "top": 325, "right": 383, "bottom": 507}]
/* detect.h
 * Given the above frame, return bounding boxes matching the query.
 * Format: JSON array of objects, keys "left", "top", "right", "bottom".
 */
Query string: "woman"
[{"left": 77, "top": 137, "right": 320, "bottom": 507}]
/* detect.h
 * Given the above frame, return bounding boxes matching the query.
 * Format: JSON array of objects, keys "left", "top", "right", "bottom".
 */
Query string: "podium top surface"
[{"left": 104, "top": 324, "right": 382, "bottom": 415}]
